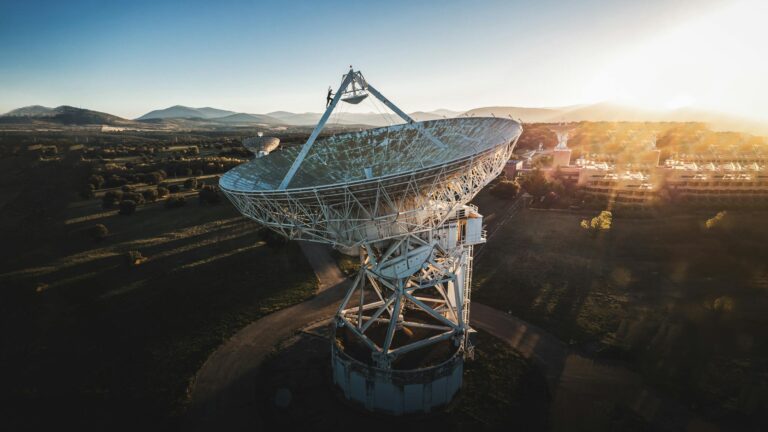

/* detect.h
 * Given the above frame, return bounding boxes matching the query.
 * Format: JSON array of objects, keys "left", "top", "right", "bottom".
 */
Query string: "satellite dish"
[{"left": 220, "top": 68, "right": 522, "bottom": 415}]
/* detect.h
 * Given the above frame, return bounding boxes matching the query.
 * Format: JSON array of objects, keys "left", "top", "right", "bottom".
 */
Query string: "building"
[
  {"left": 662, "top": 160, "right": 768, "bottom": 204},
  {"left": 514, "top": 127, "right": 767, "bottom": 206}
]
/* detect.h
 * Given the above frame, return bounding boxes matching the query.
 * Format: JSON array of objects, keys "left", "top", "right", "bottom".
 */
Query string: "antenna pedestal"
[{"left": 332, "top": 207, "right": 483, "bottom": 414}]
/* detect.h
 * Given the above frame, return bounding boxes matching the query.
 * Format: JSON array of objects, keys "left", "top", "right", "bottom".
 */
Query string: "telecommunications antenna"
[{"left": 220, "top": 67, "right": 522, "bottom": 415}]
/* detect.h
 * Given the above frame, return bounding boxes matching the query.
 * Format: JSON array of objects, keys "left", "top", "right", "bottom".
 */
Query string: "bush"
[
  {"left": 119, "top": 200, "right": 137, "bottom": 215},
  {"left": 489, "top": 180, "right": 521, "bottom": 199},
  {"left": 168, "top": 184, "right": 181, "bottom": 193},
  {"left": 88, "top": 224, "right": 108, "bottom": 241},
  {"left": 142, "top": 189, "right": 158, "bottom": 202},
  {"left": 184, "top": 177, "right": 198, "bottom": 190},
  {"left": 121, "top": 185, "right": 135, "bottom": 193},
  {"left": 165, "top": 195, "right": 187, "bottom": 209},
  {"left": 198, "top": 185, "right": 221, "bottom": 205}
]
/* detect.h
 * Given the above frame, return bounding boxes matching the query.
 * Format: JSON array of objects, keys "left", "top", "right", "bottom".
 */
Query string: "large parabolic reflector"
[{"left": 220, "top": 117, "right": 522, "bottom": 247}]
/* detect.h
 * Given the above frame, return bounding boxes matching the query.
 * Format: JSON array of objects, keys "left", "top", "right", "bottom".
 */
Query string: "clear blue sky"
[{"left": 2, "top": 0, "right": 765, "bottom": 120}]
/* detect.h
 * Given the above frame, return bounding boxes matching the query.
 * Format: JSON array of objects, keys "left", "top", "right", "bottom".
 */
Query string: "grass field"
[
  {"left": 0, "top": 177, "right": 317, "bottom": 428},
  {"left": 473, "top": 207, "right": 768, "bottom": 427}
]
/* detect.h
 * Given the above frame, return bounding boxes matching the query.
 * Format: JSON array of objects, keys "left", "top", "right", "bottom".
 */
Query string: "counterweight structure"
[{"left": 220, "top": 68, "right": 522, "bottom": 414}]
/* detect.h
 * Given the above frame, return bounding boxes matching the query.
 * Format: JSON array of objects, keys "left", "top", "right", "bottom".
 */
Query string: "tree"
[
  {"left": 184, "top": 177, "right": 198, "bottom": 190},
  {"left": 102, "top": 190, "right": 123, "bottom": 209},
  {"left": 88, "top": 174, "right": 105, "bottom": 189},
  {"left": 519, "top": 169, "right": 550, "bottom": 199},
  {"left": 489, "top": 179, "right": 521, "bottom": 199},
  {"left": 143, "top": 171, "right": 164, "bottom": 185},
  {"left": 106, "top": 174, "right": 127, "bottom": 188},
  {"left": 125, "top": 250, "right": 147, "bottom": 266},
  {"left": 119, "top": 200, "right": 137, "bottom": 215},
  {"left": 122, "top": 191, "right": 145, "bottom": 205},
  {"left": 168, "top": 184, "right": 181, "bottom": 193},
  {"left": 157, "top": 186, "right": 169, "bottom": 198},
  {"left": 80, "top": 184, "right": 96, "bottom": 199},
  {"left": 142, "top": 189, "right": 158, "bottom": 202},
  {"left": 580, "top": 210, "right": 612, "bottom": 236},
  {"left": 88, "top": 224, "right": 108, "bottom": 241}
]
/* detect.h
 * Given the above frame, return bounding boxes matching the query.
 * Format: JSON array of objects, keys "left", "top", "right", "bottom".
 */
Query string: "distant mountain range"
[
  {"left": 1, "top": 103, "right": 765, "bottom": 135},
  {"left": 463, "top": 103, "right": 768, "bottom": 135}
]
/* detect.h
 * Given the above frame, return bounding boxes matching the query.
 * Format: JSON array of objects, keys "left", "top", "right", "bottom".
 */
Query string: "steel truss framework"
[{"left": 336, "top": 232, "right": 476, "bottom": 368}]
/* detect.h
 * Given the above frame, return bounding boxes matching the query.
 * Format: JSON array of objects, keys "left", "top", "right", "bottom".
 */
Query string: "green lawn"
[{"left": 473, "top": 208, "right": 768, "bottom": 426}]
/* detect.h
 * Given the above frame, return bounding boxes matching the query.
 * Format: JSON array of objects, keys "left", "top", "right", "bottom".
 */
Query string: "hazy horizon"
[{"left": 2, "top": 0, "right": 767, "bottom": 123}]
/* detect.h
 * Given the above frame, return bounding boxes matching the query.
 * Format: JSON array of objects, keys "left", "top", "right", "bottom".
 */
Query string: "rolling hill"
[
  {"left": 136, "top": 105, "right": 238, "bottom": 120},
  {"left": 0, "top": 105, "right": 134, "bottom": 126},
  {"left": 3, "top": 105, "right": 56, "bottom": 117}
]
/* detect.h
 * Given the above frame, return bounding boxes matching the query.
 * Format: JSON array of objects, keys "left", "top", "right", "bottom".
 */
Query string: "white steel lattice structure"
[{"left": 220, "top": 68, "right": 522, "bottom": 414}]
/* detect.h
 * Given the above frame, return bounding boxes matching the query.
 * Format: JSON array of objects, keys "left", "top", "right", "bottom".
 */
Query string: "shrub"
[
  {"left": 489, "top": 180, "right": 521, "bottom": 199},
  {"left": 165, "top": 195, "right": 187, "bottom": 209},
  {"left": 168, "top": 184, "right": 181, "bottom": 193},
  {"left": 198, "top": 185, "right": 221, "bottom": 205},
  {"left": 184, "top": 177, "right": 198, "bottom": 190},
  {"left": 142, "top": 189, "right": 158, "bottom": 202},
  {"left": 121, "top": 185, "right": 134, "bottom": 193},
  {"left": 119, "top": 200, "right": 137, "bottom": 215},
  {"left": 88, "top": 224, "right": 108, "bottom": 241}
]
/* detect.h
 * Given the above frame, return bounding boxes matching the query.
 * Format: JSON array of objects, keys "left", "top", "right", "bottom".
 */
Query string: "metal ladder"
[{"left": 462, "top": 245, "right": 474, "bottom": 327}]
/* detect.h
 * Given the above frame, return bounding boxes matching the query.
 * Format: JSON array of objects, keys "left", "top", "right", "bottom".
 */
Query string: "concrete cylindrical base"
[{"left": 331, "top": 341, "right": 463, "bottom": 415}]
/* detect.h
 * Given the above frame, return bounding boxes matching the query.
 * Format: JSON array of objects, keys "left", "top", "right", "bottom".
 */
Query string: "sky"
[{"left": 1, "top": 0, "right": 766, "bottom": 121}]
